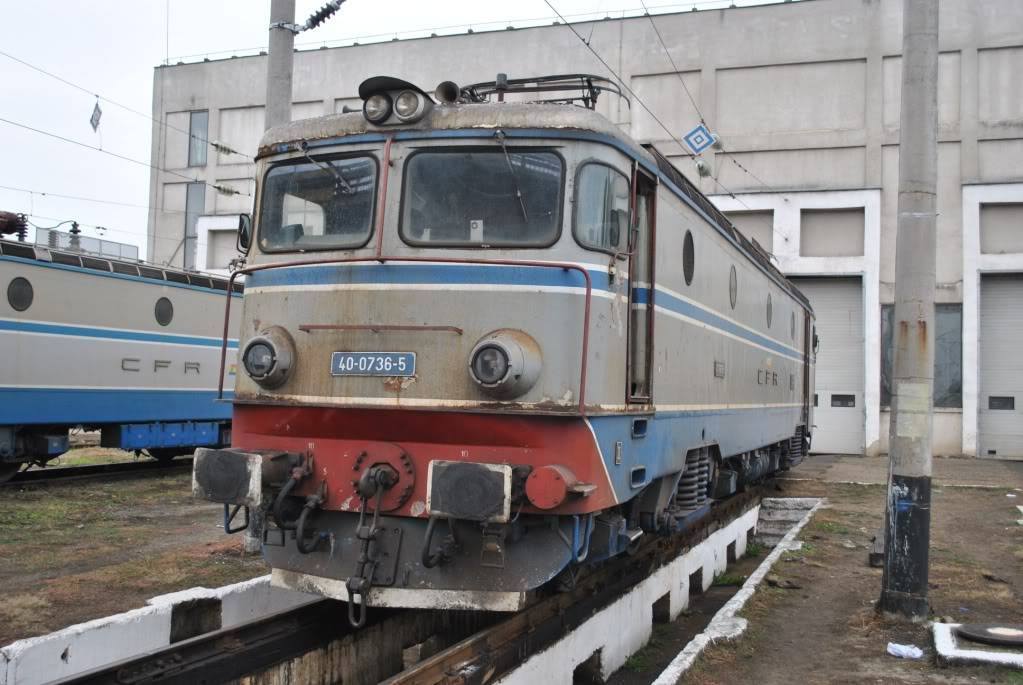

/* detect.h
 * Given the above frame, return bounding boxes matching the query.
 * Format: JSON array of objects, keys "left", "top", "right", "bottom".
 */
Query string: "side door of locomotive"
[{"left": 627, "top": 166, "right": 657, "bottom": 404}]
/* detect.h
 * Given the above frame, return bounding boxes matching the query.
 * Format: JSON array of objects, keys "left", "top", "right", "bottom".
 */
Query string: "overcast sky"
[{"left": 1, "top": 0, "right": 783, "bottom": 261}]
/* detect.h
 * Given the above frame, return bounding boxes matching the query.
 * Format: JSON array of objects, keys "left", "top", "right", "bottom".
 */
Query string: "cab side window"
[{"left": 574, "top": 163, "right": 630, "bottom": 253}]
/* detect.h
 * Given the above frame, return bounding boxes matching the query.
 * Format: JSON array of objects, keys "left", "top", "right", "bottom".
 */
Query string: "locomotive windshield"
[
  {"left": 400, "top": 150, "right": 562, "bottom": 246},
  {"left": 258, "top": 155, "right": 377, "bottom": 251}
]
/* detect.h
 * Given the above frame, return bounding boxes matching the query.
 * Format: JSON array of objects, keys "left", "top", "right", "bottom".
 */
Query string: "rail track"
[
  {"left": 58, "top": 488, "right": 764, "bottom": 685},
  {"left": 2, "top": 457, "right": 194, "bottom": 488}
]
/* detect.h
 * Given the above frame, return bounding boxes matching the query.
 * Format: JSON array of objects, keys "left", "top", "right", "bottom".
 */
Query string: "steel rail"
[{"left": 2, "top": 457, "right": 193, "bottom": 488}]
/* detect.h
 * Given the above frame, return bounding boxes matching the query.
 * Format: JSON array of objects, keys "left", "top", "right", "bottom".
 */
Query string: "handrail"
[
  {"left": 298, "top": 324, "right": 464, "bottom": 335},
  {"left": 219, "top": 256, "right": 593, "bottom": 413}
]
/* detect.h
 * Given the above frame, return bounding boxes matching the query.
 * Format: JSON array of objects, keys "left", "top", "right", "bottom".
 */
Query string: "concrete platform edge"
[
  {"left": 0, "top": 575, "right": 319, "bottom": 685},
  {"left": 651, "top": 497, "right": 824, "bottom": 685}
]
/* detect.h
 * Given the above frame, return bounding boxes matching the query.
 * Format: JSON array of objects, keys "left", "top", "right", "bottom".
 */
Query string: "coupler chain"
[{"left": 345, "top": 464, "right": 398, "bottom": 628}]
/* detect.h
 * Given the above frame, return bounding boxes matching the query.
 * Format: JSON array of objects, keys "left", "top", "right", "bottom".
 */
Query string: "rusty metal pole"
[{"left": 879, "top": 0, "right": 939, "bottom": 620}]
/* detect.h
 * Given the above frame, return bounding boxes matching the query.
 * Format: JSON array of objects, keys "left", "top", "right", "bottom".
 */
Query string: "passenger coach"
[{"left": 194, "top": 74, "right": 816, "bottom": 626}]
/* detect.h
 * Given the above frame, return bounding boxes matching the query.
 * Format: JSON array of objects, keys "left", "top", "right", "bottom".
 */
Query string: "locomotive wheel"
[
  {"left": 0, "top": 462, "right": 21, "bottom": 484},
  {"left": 144, "top": 448, "right": 185, "bottom": 463}
]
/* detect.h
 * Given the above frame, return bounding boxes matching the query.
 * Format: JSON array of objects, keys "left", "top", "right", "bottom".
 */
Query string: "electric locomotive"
[
  {"left": 0, "top": 233, "right": 241, "bottom": 481},
  {"left": 193, "top": 74, "right": 816, "bottom": 625}
]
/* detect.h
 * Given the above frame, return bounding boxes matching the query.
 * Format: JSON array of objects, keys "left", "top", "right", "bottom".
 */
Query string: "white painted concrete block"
[{"left": 1, "top": 575, "right": 318, "bottom": 685}]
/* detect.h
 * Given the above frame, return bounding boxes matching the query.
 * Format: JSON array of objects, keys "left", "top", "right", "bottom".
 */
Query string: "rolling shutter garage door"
[
  {"left": 979, "top": 274, "right": 1023, "bottom": 458},
  {"left": 790, "top": 277, "right": 865, "bottom": 454}
]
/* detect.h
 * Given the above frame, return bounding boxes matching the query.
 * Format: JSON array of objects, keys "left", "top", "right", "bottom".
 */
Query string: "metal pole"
[
  {"left": 265, "top": 0, "right": 296, "bottom": 130},
  {"left": 879, "top": 0, "right": 939, "bottom": 620},
  {"left": 244, "top": 0, "right": 295, "bottom": 555}
]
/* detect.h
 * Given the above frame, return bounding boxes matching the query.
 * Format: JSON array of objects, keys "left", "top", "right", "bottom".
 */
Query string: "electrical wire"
[
  {"left": 541, "top": 0, "right": 695, "bottom": 160},
  {"left": 639, "top": 0, "right": 705, "bottom": 123},
  {"left": 544, "top": 0, "right": 780, "bottom": 242},
  {"left": 0, "top": 49, "right": 254, "bottom": 159},
  {"left": 0, "top": 183, "right": 189, "bottom": 215},
  {"left": 0, "top": 117, "right": 250, "bottom": 196}
]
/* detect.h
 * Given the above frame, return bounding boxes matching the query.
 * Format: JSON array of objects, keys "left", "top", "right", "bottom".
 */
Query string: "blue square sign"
[{"left": 683, "top": 123, "right": 716, "bottom": 154}]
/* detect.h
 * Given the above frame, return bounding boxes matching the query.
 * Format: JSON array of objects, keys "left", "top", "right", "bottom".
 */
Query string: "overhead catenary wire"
[
  {"left": 540, "top": 0, "right": 695, "bottom": 161},
  {"left": 0, "top": 183, "right": 190, "bottom": 215},
  {"left": 0, "top": 49, "right": 254, "bottom": 159},
  {"left": 544, "top": 0, "right": 781, "bottom": 249},
  {"left": 0, "top": 117, "right": 250, "bottom": 197}
]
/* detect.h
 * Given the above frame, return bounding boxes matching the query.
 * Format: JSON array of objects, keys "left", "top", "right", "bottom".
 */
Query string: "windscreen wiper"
[
  {"left": 494, "top": 130, "right": 529, "bottom": 223},
  {"left": 300, "top": 140, "right": 354, "bottom": 196}
]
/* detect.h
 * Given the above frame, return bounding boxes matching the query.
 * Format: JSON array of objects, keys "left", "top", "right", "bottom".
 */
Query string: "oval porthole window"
[
  {"left": 682, "top": 230, "right": 695, "bottom": 286},
  {"left": 7, "top": 277, "right": 33, "bottom": 312},
  {"left": 154, "top": 297, "right": 174, "bottom": 326},
  {"left": 728, "top": 265, "right": 737, "bottom": 310},
  {"left": 766, "top": 293, "right": 773, "bottom": 327},
  {"left": 791, "top": 311, "right": 796, "bottom": 340}
]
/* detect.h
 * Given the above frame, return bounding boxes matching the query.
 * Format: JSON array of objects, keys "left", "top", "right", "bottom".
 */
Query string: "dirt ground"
[
  {"left": 0, "top": 450, "right": 267, "bottom": 646},
  {"left": 683, "top": 458, "right": 1023, "bottom": 685}
]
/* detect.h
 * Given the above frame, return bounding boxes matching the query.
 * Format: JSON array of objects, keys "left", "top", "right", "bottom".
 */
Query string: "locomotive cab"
[{"left": 193, "top": 74, "right": 815, "bottom": 623}]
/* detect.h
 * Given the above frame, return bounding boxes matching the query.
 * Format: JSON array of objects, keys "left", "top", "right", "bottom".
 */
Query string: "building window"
[
  {"left": 184, "top": 183, "right": 205, "bottom": 270},
  {"left": 188, "top": 111, "right": 208, "bottom": 167},
  {"left": 881, "top": 303, "right": 962, "bottom": 408}
]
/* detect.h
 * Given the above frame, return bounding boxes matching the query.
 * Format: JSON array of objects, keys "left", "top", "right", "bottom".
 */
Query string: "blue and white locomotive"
[
  {"left": 193, "top": 75, "right": 816, "bottom": 623},
  {"left": 0, "top": 233, "right": 240, "bottom": 481}
]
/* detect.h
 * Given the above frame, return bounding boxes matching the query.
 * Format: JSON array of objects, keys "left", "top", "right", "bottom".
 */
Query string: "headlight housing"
[
  {"left": 469, "top": 330, "right": 542, "bottom": 399},
  {"left": 394, "top": 90, "right": 426, "bottom": 121},
  {"left": 363, "top": 93, "right": 392, "bottom": 124},
  {"left": 241, "top": 326, "right": 295, "bottom": 388},
  {"left": 471, "top": 346, "right": 510, "bottom": 385}
]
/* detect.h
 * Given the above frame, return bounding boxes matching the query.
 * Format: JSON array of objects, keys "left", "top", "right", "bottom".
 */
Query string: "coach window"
[
  {"left": 401, "top": 149, "right": 563, "bottom": 247},
  {"left": 259, "top": 155, "right": 377, "bottom": 252},
  {"left": 574, "top": 163, "right": 630, "bottom": 253}
]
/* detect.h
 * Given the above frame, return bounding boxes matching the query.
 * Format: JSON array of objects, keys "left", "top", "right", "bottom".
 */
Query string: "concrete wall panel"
[
  {"left": 800, "top": 208, "right": 865, "bottom": 257},
  {"left": 980, "top": 203, "right": 1023, "bottom": 254},
  {"left": 716, "top": 60, "right": 866, "bottom": 136},
  {"left": 978, "top": 139, "right": 1023, "bottom": 182},
  {"left": 163, "top": 111, "right": 191, "bottom": 169},
  {"left": 881, "top": 52, "right": 961, "bottom": 137},
  {"left": 630, "top": 71, "right": 702, "bottom": 143},
  {"left": 217, "top": 106, "right": 265, "bottom": 165},
  {"left": 978, "top": 47, "right": 1023, "bottom": 129},
  {"left": 716, "top": 147, "right": 866, "bottom": 192}
]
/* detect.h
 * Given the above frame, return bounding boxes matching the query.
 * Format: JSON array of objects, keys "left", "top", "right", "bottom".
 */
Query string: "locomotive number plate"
[{"left": 330, "top": 352, "right": 416, "bottom": 377}]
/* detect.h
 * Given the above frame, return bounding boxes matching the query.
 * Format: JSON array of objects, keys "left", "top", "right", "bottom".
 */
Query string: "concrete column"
[
  {"left": 265, "top": 0, "right": 296, "bottom": 130},
  {"left": 880, "top": 0, "right": 939, "bottom": 620}
]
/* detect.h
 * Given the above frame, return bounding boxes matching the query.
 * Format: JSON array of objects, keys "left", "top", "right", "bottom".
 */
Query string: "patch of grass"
[
  {"left": 815, "top": 520, "right": 850, "bottom": 535},
  {"left": 47, "top": 447, "right": 136, "bottom": 468},
  {"left": 623, "top": 651, "right": 650, "bottom": 672},
  {"left": 713, "top": 572, "right": 747, "bottom": 587},
  {"left": 744, "top": 540, "right": 766, "bottom": 557}
]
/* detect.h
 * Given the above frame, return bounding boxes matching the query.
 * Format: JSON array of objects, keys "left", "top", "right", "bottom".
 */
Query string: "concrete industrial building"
[{"left": 146, "top": 0, "right": 1023, "bottom": 459}]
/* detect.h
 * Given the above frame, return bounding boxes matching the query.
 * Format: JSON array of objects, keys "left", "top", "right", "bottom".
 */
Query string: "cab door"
[{"left": 628, "top": 168, "right": 657, "bottom": 403}]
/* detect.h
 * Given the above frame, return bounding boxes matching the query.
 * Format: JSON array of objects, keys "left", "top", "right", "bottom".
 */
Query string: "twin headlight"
[
  {"left": 363, "top": 89, "right": 429, "bottom": 125},
  {"left": 241, "top": 326, "right": 295, "bottom": 389},
  {"left": 241, "top": 324, "right": 541, "bottom": 399},
  {"left": 469, "top": 330, "right": 542, "bottom": 399}
]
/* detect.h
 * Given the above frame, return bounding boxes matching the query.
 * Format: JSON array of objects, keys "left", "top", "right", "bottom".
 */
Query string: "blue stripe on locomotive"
[
  {"left": 588, "top": 406, "right": 801, "bottom": 502},
  {"left": 248, "top": 264, "right": 803, "bottom": 362},
  {"left": 0, "top": 388, "right": 234, "bottom": 425},
  {"left": 0, "top": 318, "right": 239, "bottom": 348}
]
